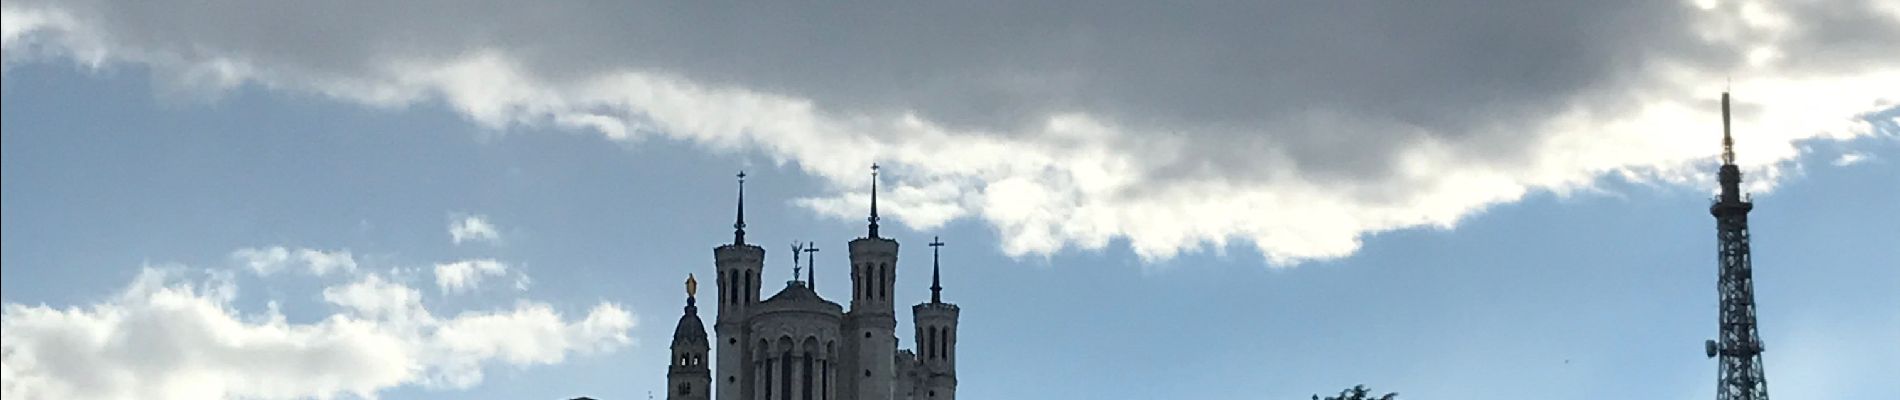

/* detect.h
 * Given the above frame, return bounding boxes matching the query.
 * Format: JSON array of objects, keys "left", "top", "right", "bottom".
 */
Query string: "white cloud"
[
  {"left": 2, "top": 0, "right": 1895, "bottom": 265},
  {"left": 229, "top": 247, "right": 357, "bottom": 276},
  {"left": 1832, "top": 152, "right": 1871, "bottom": 166},
  {"left": 435, "top": 259, "right": 509, "bottom": 294},
  {"left": 448, "top": 214, "right": 501, "bottom": 245},
  {"left": 0, "top": 266, "right": 634, "bottom": 400}
]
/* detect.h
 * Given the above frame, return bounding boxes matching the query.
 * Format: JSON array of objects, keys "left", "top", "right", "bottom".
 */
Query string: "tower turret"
[
  {"left": 670, "top": 275, "right": 712, "bottom": 400},
  {"left": 714, "top": 172, "right": 764, "bottom": 400},
  {"left": 844, "top": 164, "right": 900, "bottom": 400},
  {"left": 911, "top": 237, "right": 959, "bottom": 400}
]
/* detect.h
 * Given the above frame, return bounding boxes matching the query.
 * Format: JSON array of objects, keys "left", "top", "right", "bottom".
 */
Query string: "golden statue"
[{"left": 686, "top": 273, "right": 698, "bottom": 298}]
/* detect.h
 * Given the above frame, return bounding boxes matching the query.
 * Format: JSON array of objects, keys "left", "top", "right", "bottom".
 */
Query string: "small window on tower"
[{"left": 679, "top": 383, "right": 691, "bottom": 395}]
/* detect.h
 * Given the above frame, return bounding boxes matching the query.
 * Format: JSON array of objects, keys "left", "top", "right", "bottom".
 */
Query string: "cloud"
[
  {"left": 448, "top": 214, "right": 501, "bottom": 245},
  {"left": 229, "top": 246, "right": 358, "bottom": 276},
  {"left": 0, "top": 265, "right": 634, "bottom": 400},
  {"left": 1831, "top": 152, "right": 1872, "bottom": 166},
  {"left": 435, "top": 259, "right": 510, "bottom": 294},
  {"left": 2, "top": 0, "right": 1895, "bottom": 264}
]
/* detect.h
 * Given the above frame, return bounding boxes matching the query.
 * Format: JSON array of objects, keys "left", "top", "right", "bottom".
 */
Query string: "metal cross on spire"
[
  {"left": 733, "top": 171, "right": 748, "bottom": 245},
  {"left": 929, "top": 236, "right": 945, "bottom": 304},
  {"left": 804, "top": 242, "right": 820, "bottom": 289},
  {"left": 868, "top": 163, "right": 882, "bottom": 238}
]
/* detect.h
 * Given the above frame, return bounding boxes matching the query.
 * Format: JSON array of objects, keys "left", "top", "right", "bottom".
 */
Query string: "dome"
[
  {"left": 671, "top": 302, "right": 708, "bottom": 346},
  {"left": 754, "top": 281, "right": 843, "bottom": 317}
]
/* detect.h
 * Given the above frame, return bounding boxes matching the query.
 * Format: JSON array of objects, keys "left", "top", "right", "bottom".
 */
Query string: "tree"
[{"left": 1312, "top": 384, "right": 1396, "bottom": 400}]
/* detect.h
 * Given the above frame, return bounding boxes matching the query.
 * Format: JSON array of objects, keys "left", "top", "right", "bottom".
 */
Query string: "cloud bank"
[
  {"left": 1, "top": 257, "right": 634, "bottom": 400},
  {"left": 2, "top": 0, "right": 1895, "bottom": 264}
]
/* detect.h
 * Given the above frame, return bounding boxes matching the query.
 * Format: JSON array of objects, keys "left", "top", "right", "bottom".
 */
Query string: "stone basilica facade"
[{"left": 667, "top": 170, "right": 961, "bottom": 400}]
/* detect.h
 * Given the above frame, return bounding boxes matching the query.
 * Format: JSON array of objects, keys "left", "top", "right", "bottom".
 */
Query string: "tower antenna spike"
[
  {"left": 928, "top": 236, "right": 945, "bottom": 304},
  {"left": 1722, "top": 92, "right": 1735, "bottom": 166},
  {"left": 868, "top": 163, "right": 882, "bottom": 238},
  {"left": 734, "top": 171, "right": 748, "bottom": 245}
]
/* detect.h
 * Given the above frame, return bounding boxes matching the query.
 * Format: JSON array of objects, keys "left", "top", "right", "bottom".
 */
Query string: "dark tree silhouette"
[{"left": 1312, "top": 385, "right": 1396, "bottom": 400}]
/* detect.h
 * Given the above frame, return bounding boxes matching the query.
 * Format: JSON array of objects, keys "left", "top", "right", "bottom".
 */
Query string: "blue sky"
[{"left": 4, "top": 2, "right": 1899, "bottom": 399}]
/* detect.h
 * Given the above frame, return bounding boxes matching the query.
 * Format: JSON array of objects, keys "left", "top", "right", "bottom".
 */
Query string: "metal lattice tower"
[{"left": 1705, "top": 92, "right": 1769, "bottom": 400}]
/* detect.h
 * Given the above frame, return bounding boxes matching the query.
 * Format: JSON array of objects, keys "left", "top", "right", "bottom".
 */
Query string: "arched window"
[
  {"left": 802, "top": 350, "right": 815, "bottom": 400},
  {"left": 745, "top": 270, "right": 756, "bottom": 304},
  {"left": 824, "top": 341, "right": 835, "bottom": 400},
  {"left": 759, "top": 339, "right": 772, "bottom": 400},
  {"left": 927, "top": 327, "right": 938, "bottom": 359},
  {"left": 878, "top": 263, "right": 889, "bottom": 299},
  {"left": 780, "top": 348, "right": 793, "bottom": 400}
]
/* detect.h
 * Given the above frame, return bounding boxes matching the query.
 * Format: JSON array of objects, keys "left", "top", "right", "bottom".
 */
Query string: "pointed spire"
[
  {"left": 734, "top": 171, "right": 748, "bottom": 245},
  {"left": 868, "top": 163, "right": 882, "bottom": 238},
  {"left": 928, "top": 236, "right": 944, "bottom": 304},
  {"left": 804, "top": 242, "right": 819, "bottom": 289}
]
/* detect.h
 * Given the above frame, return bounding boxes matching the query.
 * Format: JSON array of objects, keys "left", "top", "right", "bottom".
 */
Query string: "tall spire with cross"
[
  {"left": 868, "top": 163, "right": 882, "bottom": 238},
  {"left": 733, "top": 171, "right": 748, "bottom": 245},
  {"left": 804, "top": 241, "right": 820, "bottom": 289},
  {"left": 929, "top": 236, "right": 945, "bottom": 304}
]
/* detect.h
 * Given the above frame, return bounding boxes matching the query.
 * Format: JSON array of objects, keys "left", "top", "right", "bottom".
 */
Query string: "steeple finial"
[
  {"left": 868, "top": 163, "right": 882, "bottom": 238},
  {"left": 804, "top": 242, "right": 820, "bottom": 289},
  {"left": 1722, "top": 92, "right": 1735, "bottom": 166},
  {"left": 929, "top": 236, "right": 944, "bottom": 304},
  {"left": 790, "top": 242, "right": 805, "bottom": 282},
  {"left": 685, "top": 273, "right": 698, "bottom": 308},
  {"left": 734, "top": 171, "right": 748, "bottom": 245}
]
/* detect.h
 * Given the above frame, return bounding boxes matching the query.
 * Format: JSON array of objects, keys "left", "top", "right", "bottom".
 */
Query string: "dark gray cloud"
[{"left": 5, "top": 0, "right": 1895, "bottom": 262}]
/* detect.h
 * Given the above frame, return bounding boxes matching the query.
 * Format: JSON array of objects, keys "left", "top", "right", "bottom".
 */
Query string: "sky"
[{"left": 2, "top": 1, "right": 1897, "bottom": 399}]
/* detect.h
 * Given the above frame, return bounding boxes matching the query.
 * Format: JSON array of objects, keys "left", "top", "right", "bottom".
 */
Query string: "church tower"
[
  {"left": 671, "top": 275, "right": 712, "bottom": 400},
  {"left": 714, "top": 172, "right": 764, "bottom": 400},
  {"left": 845, "top": 164, "right": 899, "bottom": 400},
  {"left": 911, "top": 237, "right": 959, "bottom": 400}
]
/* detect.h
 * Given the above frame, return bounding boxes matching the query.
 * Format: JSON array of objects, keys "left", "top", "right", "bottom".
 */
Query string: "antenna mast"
[{"left": 1707, "top": 92, "right": 1770, "bottom": 400}]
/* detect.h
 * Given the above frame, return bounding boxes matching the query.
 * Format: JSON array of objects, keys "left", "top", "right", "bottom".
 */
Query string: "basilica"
[{"left": 666, "top": 169, "right": 961, "bottom": 400}]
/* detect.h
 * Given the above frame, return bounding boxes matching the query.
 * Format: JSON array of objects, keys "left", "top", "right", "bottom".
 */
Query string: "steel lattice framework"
[{"left": 1705, "top": 92, "right": 1769, "bottom": 400}]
